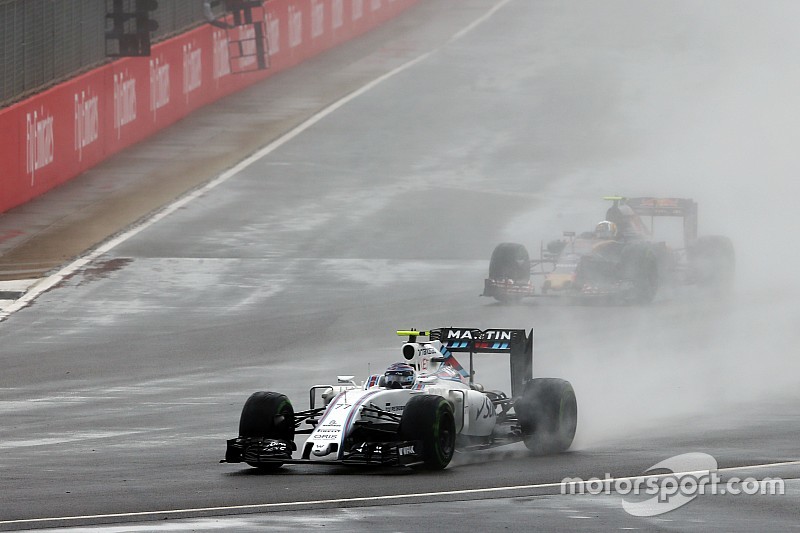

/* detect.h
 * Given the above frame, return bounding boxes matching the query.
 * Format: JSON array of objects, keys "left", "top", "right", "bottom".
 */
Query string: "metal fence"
[{"left": 0, "top": 0, "right": 209, "bottom": 107}]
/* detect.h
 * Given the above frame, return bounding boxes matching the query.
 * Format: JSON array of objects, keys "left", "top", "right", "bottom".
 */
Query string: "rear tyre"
[
  {"left": 488, "top": 243, "right": 531, "bottom": 303},
  {"left": 515, "top": 378, "right": 577, "bottom": 455},
  {"left": 398, "top": 395, "right": 456, "bottom": 470},
  {"left": 239, "top": 391, "right": 295, "bottom": 470}
]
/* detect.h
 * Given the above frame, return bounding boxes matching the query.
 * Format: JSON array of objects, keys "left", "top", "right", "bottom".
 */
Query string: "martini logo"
[
  {"left": 483, "top": 330, "right": 513, "bottom": 340},
  {"left": 446, "top": 329, "right": 512, "bottom": 340},
  {"left": 447, "top": 330, "right": 476, "bottom": 340}
]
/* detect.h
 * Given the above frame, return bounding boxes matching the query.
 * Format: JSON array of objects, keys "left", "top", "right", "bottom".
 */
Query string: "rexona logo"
[
  {"left": 332, "top": 0, "right": 344, "bottom": 28},
  {"left": 182, "top": 42, "right": 203, "bottom": 102},
  {"left": 311, "top": 0, "right": 325, "bottom": 38},
  {"left": 352, "top": 0, "right": 364, "bottom": 21},
  {"left": 212, "top": 30, "right": 231, "bottom": 82},
  {"left": 113, "top": 71, "right": 137, "bottom": 139},
  {"left": 288, "top": 5, "right": 303, "bottom": 48},
  {"left": 74, "top": 89, "right": 99, "bottom": 162},
  {"left": 149, "top": 56, "right": 171, "bottom": 118},
  {"left": 266, "top": 12, "right": 280, "bottom": 55},
  {"left": 25, "top": 107, "right": 55, "bottom": 184}
]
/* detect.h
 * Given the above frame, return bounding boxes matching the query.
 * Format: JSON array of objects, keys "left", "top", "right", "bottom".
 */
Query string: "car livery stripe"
[
  {"left": 340, "top": 390, "right": 385, "bottom": 458},
  {"left": 473, "top": 341, "right": 509, "bottom": 350},
  {"left": 441, "top": 346, "right": 469, "bottom": 379},
  {"left": 313, "top": 391, "right": 346, "bottom": 429},
  {"left": 447, "top": 341, "right": 469, "bottom": 349}
]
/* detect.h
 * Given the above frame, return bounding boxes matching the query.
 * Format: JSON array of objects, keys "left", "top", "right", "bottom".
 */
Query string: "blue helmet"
[{"left": 384, "top": 362, "right": 415, "bottom": 389}]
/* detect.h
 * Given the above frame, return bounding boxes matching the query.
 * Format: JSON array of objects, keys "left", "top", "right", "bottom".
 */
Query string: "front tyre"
[
  {"left": 487, "top": 243, "right": 531, "bottom": 303},
  {"left": 399, "top": 395, "right": 456, "bottom": 470},
  {"left": 489, "top": 242, "right": 531, "bottom": 282},
  {"left": 238, "top": 391, "right": 295, "bottom": 470},
  {"left": 515, "top": 378, "right": 577, "bottom": 455}
]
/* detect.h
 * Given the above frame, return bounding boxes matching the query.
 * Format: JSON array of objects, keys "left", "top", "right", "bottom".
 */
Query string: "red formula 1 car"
[{"left": 482, "top": 197, "right": 735, "bottom": 304}]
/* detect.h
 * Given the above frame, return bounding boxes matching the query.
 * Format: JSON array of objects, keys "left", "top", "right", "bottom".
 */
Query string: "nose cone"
[
  {"left": 311, "top": 442, "right": 333, "bottom": 457},
  {"left": 545, "top": 273, "right": 575, "bottom": 290}
]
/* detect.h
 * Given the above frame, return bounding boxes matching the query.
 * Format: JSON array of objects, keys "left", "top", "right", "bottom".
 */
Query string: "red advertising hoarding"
[{"left": 0, "top": 0, "right": 418, "bottom": 214}]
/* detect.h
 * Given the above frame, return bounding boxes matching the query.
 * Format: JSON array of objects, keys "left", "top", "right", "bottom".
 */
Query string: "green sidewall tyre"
[
  {"left": 399, "top": 395, "right": 456, "bottom": 470},
  {"left": 238, "top": 391, "right": 295, "bottom": 470}
]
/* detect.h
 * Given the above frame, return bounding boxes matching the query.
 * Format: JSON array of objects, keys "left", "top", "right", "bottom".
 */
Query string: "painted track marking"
[
  {"left": 0, "top": 0, "right": 513, "bottom": 323},
  {"left": 1, "top": 459, "right": 797, "bottom": 526}
]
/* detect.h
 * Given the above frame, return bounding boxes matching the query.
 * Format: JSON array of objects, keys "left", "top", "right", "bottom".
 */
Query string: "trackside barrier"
[{"left": 0, "top": 0, "right": 418, "bottom": 214}]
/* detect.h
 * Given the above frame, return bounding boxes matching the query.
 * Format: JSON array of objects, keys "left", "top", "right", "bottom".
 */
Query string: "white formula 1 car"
[{"left": 224, "top": 327, "right": 577, "bottom": 470}]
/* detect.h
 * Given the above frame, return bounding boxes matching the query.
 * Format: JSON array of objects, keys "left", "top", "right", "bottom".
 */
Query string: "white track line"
[
  {"left": 449, "top": 0, "right": 512, "bottom": 42},
  {"left": 0, "top": 58, "right": 424, "bottom": 322},
  {"left": 2, "top": 459, "right": 798, "bottom": 527},
  {"left": 0, "top": 1, "right": 513, "bottom": 323}
]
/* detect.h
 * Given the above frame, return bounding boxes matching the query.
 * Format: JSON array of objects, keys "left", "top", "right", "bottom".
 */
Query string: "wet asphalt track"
[{"left": 2, "top": 1, "right": 800, "bottom": 530}]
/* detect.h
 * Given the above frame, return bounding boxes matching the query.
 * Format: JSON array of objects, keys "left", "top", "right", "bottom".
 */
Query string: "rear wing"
[
  {"left": 623, "top": 197, "right": 697, "bottom": 218},
  {"left": 397, "top": 328, "right": 533, "bottom": 398},
  {"left": 605, "top": 196, "right": 698, "bottom": 244}
]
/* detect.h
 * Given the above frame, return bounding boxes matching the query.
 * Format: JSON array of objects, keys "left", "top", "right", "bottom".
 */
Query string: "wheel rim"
[
  {"left": 437, "top": 412, "right": 455, "bottom": 460},
  {"left": 559, "top": 391, "right": 578, "bottom": 443}
]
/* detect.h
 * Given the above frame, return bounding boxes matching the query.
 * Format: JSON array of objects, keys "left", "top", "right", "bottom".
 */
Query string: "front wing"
[
  {"left": 225, "top": 437, "right": 425, "bottom": 467},
  {"left": 482, "top": 278, "right": 536, "bottom": 299}
]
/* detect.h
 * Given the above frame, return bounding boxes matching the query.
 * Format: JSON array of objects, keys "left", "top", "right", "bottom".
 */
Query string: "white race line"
[
  {"left": 448, "top": 0, "right": 512, "bottom": 42},
  {"left": 1, "top": 459, "right": 797, "bottom": 527},
  {"left": 0, "top": 1, "right": 511, "bottom": 324}
]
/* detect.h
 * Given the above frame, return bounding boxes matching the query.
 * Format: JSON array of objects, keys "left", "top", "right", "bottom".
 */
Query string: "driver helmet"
[
  {"left": 595, "top": 220, "right": 618, "bottom": 240},
  {"left": 384, "top": 362, "right": 416, "bottom": 389}
]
